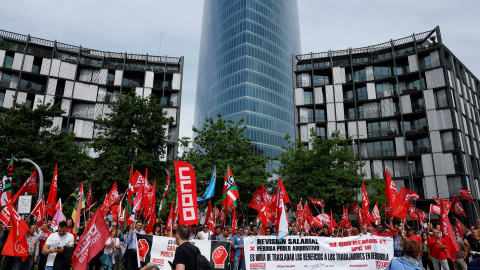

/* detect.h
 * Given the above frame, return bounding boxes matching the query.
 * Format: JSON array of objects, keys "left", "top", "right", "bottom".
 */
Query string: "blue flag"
[{"left": 197, "top": 166, "right": 216, "bottom": 203}]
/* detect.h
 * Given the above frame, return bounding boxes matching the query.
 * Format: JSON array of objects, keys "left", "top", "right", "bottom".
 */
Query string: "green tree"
[
  {"left": 276, "top": 131, "right": 367, "bottom": 216},
  {"left": 180, "top": 114, "right": 271, "bottom": 213},
  {"left": 89, "top": 91, "right": 173, "bottom": 199},
  {"left": 0, "top": 101, "right": 90, "bottom": 202}
]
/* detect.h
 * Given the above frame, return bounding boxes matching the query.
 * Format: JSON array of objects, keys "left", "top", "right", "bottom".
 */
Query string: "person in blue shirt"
[
  {"left": 125, "top": 221, "right": 145, "bottom": 270},
  {"left": 232, "top": 226, "right": 245, "bottom": 270}
]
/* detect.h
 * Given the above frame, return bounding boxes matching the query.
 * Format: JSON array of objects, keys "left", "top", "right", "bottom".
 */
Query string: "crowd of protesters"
[{"left": 2, "top": 214, "right": 480, "bottom": 270}]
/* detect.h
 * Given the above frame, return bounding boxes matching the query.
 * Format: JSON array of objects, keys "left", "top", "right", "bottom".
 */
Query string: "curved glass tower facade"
[{"left": 194, "top": 0, "right": 301, "bottom": 169}]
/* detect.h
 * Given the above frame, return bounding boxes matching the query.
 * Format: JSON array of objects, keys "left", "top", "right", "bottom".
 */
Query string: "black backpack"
[{"left": 184, "top": 243, "right": 213, "bottom": 270}]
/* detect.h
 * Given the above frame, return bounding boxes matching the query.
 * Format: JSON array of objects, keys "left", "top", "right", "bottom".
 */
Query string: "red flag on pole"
[
  {"left": 72, "top": 209, "right": 110, "bottom": 270},
  {"left": 0, "top": 206, "right": 11, "bottom": 226},
  {"left": 249, "top": 189, "right": 262, "bottom": 212},
  {"left": 399, "top": 187, "right": 419, "bottom": 208},
  {"left": 1, "top": 203, "right": 29, "bottom": 261},
  {"left": 340, "top": 205, "right": 352, "bottom": 228},
  {"left": 385, "top": 169, "right": 407, "bottom": 219},
  {"left": 371, "top": 203, "right": 381, "bottom": 222},
  {"left": 296, "top": 199, "right": 304, "bottom": 223},
  {"left": 350, "top": 202, "right": 360, "bottom": 217},
  {"left": 85, "top": 184, "right": 92, "bottom": 210},
  {"left": 362, "top": 180, "right": 371, "bottom": 225},
  {"left": 166, "top": 200, "right": 175, "bottom": 232},
  {"left": 308, "top": 198, "right": 325, "bottom": 208},
  {"left": 174, "top": 161, "right": 198, "bottom": 225},
  {"left": 46, "top": 164, "right": 58, "bottom": 217},
  {"left": 451, "top": 196, "right": 467, "bottom": 217},
  {"left": 231, "top": 208, "right": 237, "bottom": 238},
  {"left": 205, "top": 200, "right": 215, "bottom": 232},
  {"left": 261, "top": 183, "right": 276, "bottom": 212},
  {"left": 32, "top": 198, "right": 45, "bottom": 227},
  {"left": 277, "top": 178, "right": 290, "bottom": 204},
  {"left": 440, "top": 199, "right": 459, "bottom": 261},
  {"left": 417, "top": 209, "right": 428, "bottom": 223},
  {"left": 460, "top": 190, "right": 474, "bottom": 203},
  {"left": 430, "top": 204, "right": 441, "bottom": 215},
  {"left": 11, "top": 170, "right": 37, "bottom": 204},
  {"left": 455, "top": 218, "right": 469, "bottom": 238}
]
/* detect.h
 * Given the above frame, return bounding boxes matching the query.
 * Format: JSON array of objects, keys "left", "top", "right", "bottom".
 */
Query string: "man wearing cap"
[
  {"left": 392, "top": 228, "right": 403, "bottom": 257},
  {"left": 405, "top": 227, "right": 422, "bottom": 244}
]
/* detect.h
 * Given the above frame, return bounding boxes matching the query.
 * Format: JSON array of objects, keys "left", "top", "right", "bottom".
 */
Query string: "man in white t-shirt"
[
  {"left": 41, "top": 221, "right": 74, "bottom": 270},
  {"left": 198, "top": 223, "right": 211, "bottom": 240}
]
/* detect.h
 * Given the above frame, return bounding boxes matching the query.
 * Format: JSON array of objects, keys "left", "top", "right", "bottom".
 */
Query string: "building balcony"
[
  {"left": 401, "top": 87, "right": 423, "bottom": 95},
  {"left": 367, "top": 129, "right": 398, "bottom": 138},
  {"left": 407, "top": 147, "right": 431, "bottom": 155},
  {"left": 405, "top": 126, "right": 428, "bottom": 136},
  {"left": 299, "top": 116, "right": 314, "bottom": 123},
  {"left": 411, "top": 104, "right": 425, "bottom": 113},
  {"left": 365, "top": 149, "right": 396, "bottom": 158},
  {"left": 297, "top": 80, "right": 312, "bottom": 88},
  {"left": 374, "top": 72, "right": 394, "bottom": 80}
]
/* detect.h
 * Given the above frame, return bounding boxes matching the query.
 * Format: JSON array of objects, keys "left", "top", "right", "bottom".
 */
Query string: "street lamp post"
[{"left": 13, "top": 158, "right": 43, "bottom": 203}]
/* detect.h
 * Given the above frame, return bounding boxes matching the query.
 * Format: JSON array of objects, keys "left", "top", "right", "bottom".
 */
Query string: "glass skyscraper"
[{"left": 194, "top": 0, "right": 301, "bottom": 170}]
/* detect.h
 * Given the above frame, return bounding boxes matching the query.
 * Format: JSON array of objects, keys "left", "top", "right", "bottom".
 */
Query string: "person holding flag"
[
  {"left": 12, "top": 224, "right": 39, "bottom": 270},
  {"left": 232, "top": 225, "right": 245, "bottom": 270},
  {"left": 427, "top": 229, "right": 448, "bottom": 270}
]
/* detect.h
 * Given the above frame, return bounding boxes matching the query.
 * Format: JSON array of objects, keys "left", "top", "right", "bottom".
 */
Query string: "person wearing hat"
[
  {"left": 406, "top": 227, "right": 422, "bottom": 244},
  {"left": 392, "top": 228, "right": 403, "bottom": 257}
]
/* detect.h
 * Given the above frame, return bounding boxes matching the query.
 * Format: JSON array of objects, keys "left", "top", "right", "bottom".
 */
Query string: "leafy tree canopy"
[{"left": 180, "top": 114, "right": 271, "bottom": 212}]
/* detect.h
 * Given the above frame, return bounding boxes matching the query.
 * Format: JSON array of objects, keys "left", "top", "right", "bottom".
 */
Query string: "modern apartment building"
[
  {"left": 194, "top": 0, "right": 301, "bottom": 170},
  {"left": 0, "top": 29, "right": 183, "bottom": 161},
  {"left": 293, "top": 27, "right": 480, "bottom": 217}
]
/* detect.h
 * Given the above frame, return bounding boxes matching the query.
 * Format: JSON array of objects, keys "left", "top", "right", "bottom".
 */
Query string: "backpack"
[{"left": 184, "top": 243, "right": 213, "bottom": 270}]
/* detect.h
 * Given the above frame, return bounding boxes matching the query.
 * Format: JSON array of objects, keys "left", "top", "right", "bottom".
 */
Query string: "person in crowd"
[
  {"left": 66, "top": 218, "right": 77, "bottom": 243},
  {"left": 368, "top": 226, "right": 374, "bottom": 234},
  {"left": 309, "top": 229, "right": 316, "bottom": 236},
  {"left": 102, "top": 228, "right": 121, "bottom": 270},
  {"left": 252, "top": 225, "right": 259, "bottom": 236},
  {"left": 198, "top": 224, "right": 203, "bottom": 233},
  {"left": 427, "top": 229, "right": 448, "bottom": 270},
  {"left": 360, "top": 224, "right": 369, "bottom": 236},
  {"left": 217, "top": 226, "right": 233, "bottom": 246},
  {"left": 453, "top": 229, "right": 468, "bottom": 270},
  {"left": 12, "top": 224, "right": 39, "bottom": 270},
  {"left": 243, "top": 227, "right": 250, "bottom": 238},
  {"left": 151, "top": 223, "right": 163, "bottom": 236},
  {"left": 406, "top": 227, "right": 422, "bottom": 244},
  {"left": 172, "top": 225, "right": 198, "bottom": 270},
  {"left": 140, "top": 263, "right": 160, "bottom": 270},
  {"left": 210, "top": 225, "right": 222, "bottom": 240},
  {"left": 421, "top": 232, "right": 434, "bottom": 270},
  {"left": 374, "top": 223, "right": 388, "bottom": 237},
  {"left": 318, "top": 225, "right": 331, "bottom": 237},
  {"left": 466, "top": 229, "right": 480, "bottom": 260},
  {"left": 392, "top": 229, "right": 403, "bottom": 257},
  {"left": 112, "top": 223, "right": 125, "bottom": 270},
  {"left": 265, "top": 227, "right": 272, "bottom": 236},
  {"left": 46, "top": 220, "right": 53, "bottom": 233},
  {"left": 189, "top": 224, "right": 199, "bottom": 240},
  {"left": 232, "top": 225, "right": 245, "bottom": 270},
  {"left": 352, "top": 227, "right": 359, "bottom": 236},
  {"left": 42, "top": 221, "right": 75, "bottom": 270},
  {"left": 386, "top": 239, "right": 424, "bottom": 269},
  {"left": 198, "top": 223, "right": 211, "bottom": 240},
  {"left": 37, "top": 223, "right": 51, "bottom": 270},
  {"left": 290, "top": 225, "right": 300, "bottom": 236},
  {"left": 125, "top": 221, "right": 145, "bottom": 270},
  {"left": 343, "top": 228, "right": 352, "bottom": 237}
]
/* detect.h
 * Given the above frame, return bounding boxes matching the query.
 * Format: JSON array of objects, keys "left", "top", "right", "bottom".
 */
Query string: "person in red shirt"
[
  {"left": 38, "top": 223, "right": 52, "bottom": 270},
  {"left": 66, "top": 218, "right": 78, "bottom": 243},
  {"left": 405, "top": 227, "right": 422, "bottom": 244},
  {"left": 427, "top": 229, "right": 448, "bottom": 270}
]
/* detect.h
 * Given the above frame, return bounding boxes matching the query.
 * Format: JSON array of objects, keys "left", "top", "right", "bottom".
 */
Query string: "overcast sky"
[{"left": 2, "top": 0, "right": 479, "bottom": 141}]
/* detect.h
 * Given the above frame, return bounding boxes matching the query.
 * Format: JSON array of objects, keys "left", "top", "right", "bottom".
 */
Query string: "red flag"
[
  {"left": 417, "top": 209, "right": 428, "bottom": 223},
  {"left": 127, "top": 165, "right": 134, "bottom": 205},
  {"left": 261, "top": 183, "right": 276, "bottom": 212},
  {"left": 371, "top": 203, "right": 381, "bottom": 221},
  {"left": 330, "top": 209, "right": 335, "bottom": 233},
  {"left": 46, "top": 164, "right": 58, "bottom": 217},
  {"left": 106, "top": 182, "right": 121, "bottom": 207},
  {"left": 214, "top": 206, "right": 220, "bottom": 221},
  {"left": 277, "top": 178, "right": 290, "bottom": 204},
  {"left": 131, "top": 170, "right": 147, "bottom": 193},
  {"left": 340, "top": 205, "right": 352, "bottom": 228},
  {"left": 399, "top": 187, "right": 419, "bottom": 208},
  {"left": 304, "top": 201, "right": 314, "bottom": 225},
  {"left": 385, "top": 169, "right": 407, "bottom": 219},
  {"left": 166, "top": 200, "right": 175, "bottom": 231},
  {"left": 1, "top": 203, "right": 29, "bottom": 261},
  {"left": 308, "top": 198, "right": 325, "bottom": 207},
  {"left": 11, "top": 170, "right": 37, "bottom": 204},
  {"left": 205, "top": 200, "right": 215, "bottom": 232},
  {"left": 85, "top": 184, "right": 92, "bottom": 210},
  {"left": 451, "top": 196, "right": 467, "bottom": 217},
  {"left": 219, "top": 207, "right": 226, "bottom": 225},
  {"left": 260, "top": 203, "right": 271, "bottom": 230},
  {"left": 132, "top": 184, "right": 144, "bottom": 213},
  {"left": 362, "top": 180, "right": 371, "bottom": 225},
  {"left": 430, "top": 204, "right": 441, "bottom": 215},
  {"left": 440, "top": 200, "right": 459, "bottom": 261},
  {"left": 408, "top": 204, "right": 418, "bottom": 220},
  {"left": 312, "top": 215, "right": 324, "bottom": 228},
  {"left": 455, "top": 218, "right": 469, "bottom": 238},
  {"left": 350, "top": 202, "right": 360, "bottom": 217},
  {"left": 174, "top": 161, "right": 198, "bottom": 225},
  {"left": 296, "top": 199, "right": 304, "bottom": 223},
  {"left": 433, "top": 197, "right": 451, "bottom": 212},
  {"left": 32, "top": 198, "right": 45, "bottom": 227},
  {"left": 249, "top": 189, "right": 262, "bottom": 211},
  {"left": 118, "top": 201, "right": 124, "bottom": 226},
  {"left": 145, "top": 179, "right": 156, "bottom": 234},
  {"left": 0, "top": 206, "right": 11, "bottom": 226},
  {"left": 72, "top": 209, "right": 110, "bottom": 269},
  {"left": 460, "top": 190, "right": 474, "bottom": 203}
]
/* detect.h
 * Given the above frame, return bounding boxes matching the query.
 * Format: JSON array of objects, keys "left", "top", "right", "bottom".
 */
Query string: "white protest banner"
[
  {"left": 136, "top": 234, "right": 231, "bottom": 270},
  {"left": 244, "top": 235, "right": 393, "bottom": 270}
]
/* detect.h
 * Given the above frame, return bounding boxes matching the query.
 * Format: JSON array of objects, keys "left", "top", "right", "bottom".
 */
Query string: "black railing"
[
  {"left": 401, "top": 87, "right": 423, "bottom": 95},
  {"left": 367, "top": 129, "right": 398, "bottom": 138},
  {"left": 374, "top": 73, "right": 394, "bottom": 80},
  {"left": 367, "top": 149, "right": 396, "bottom": 158},
  {"left": 407, "top": 147, "right": 431, "bottom": 155},
  {"left": 405, "top": 126, "right": 428, "bottom": 135},
  {"left": 411, "top": 104, "right": 425, "bottom": 112}
]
